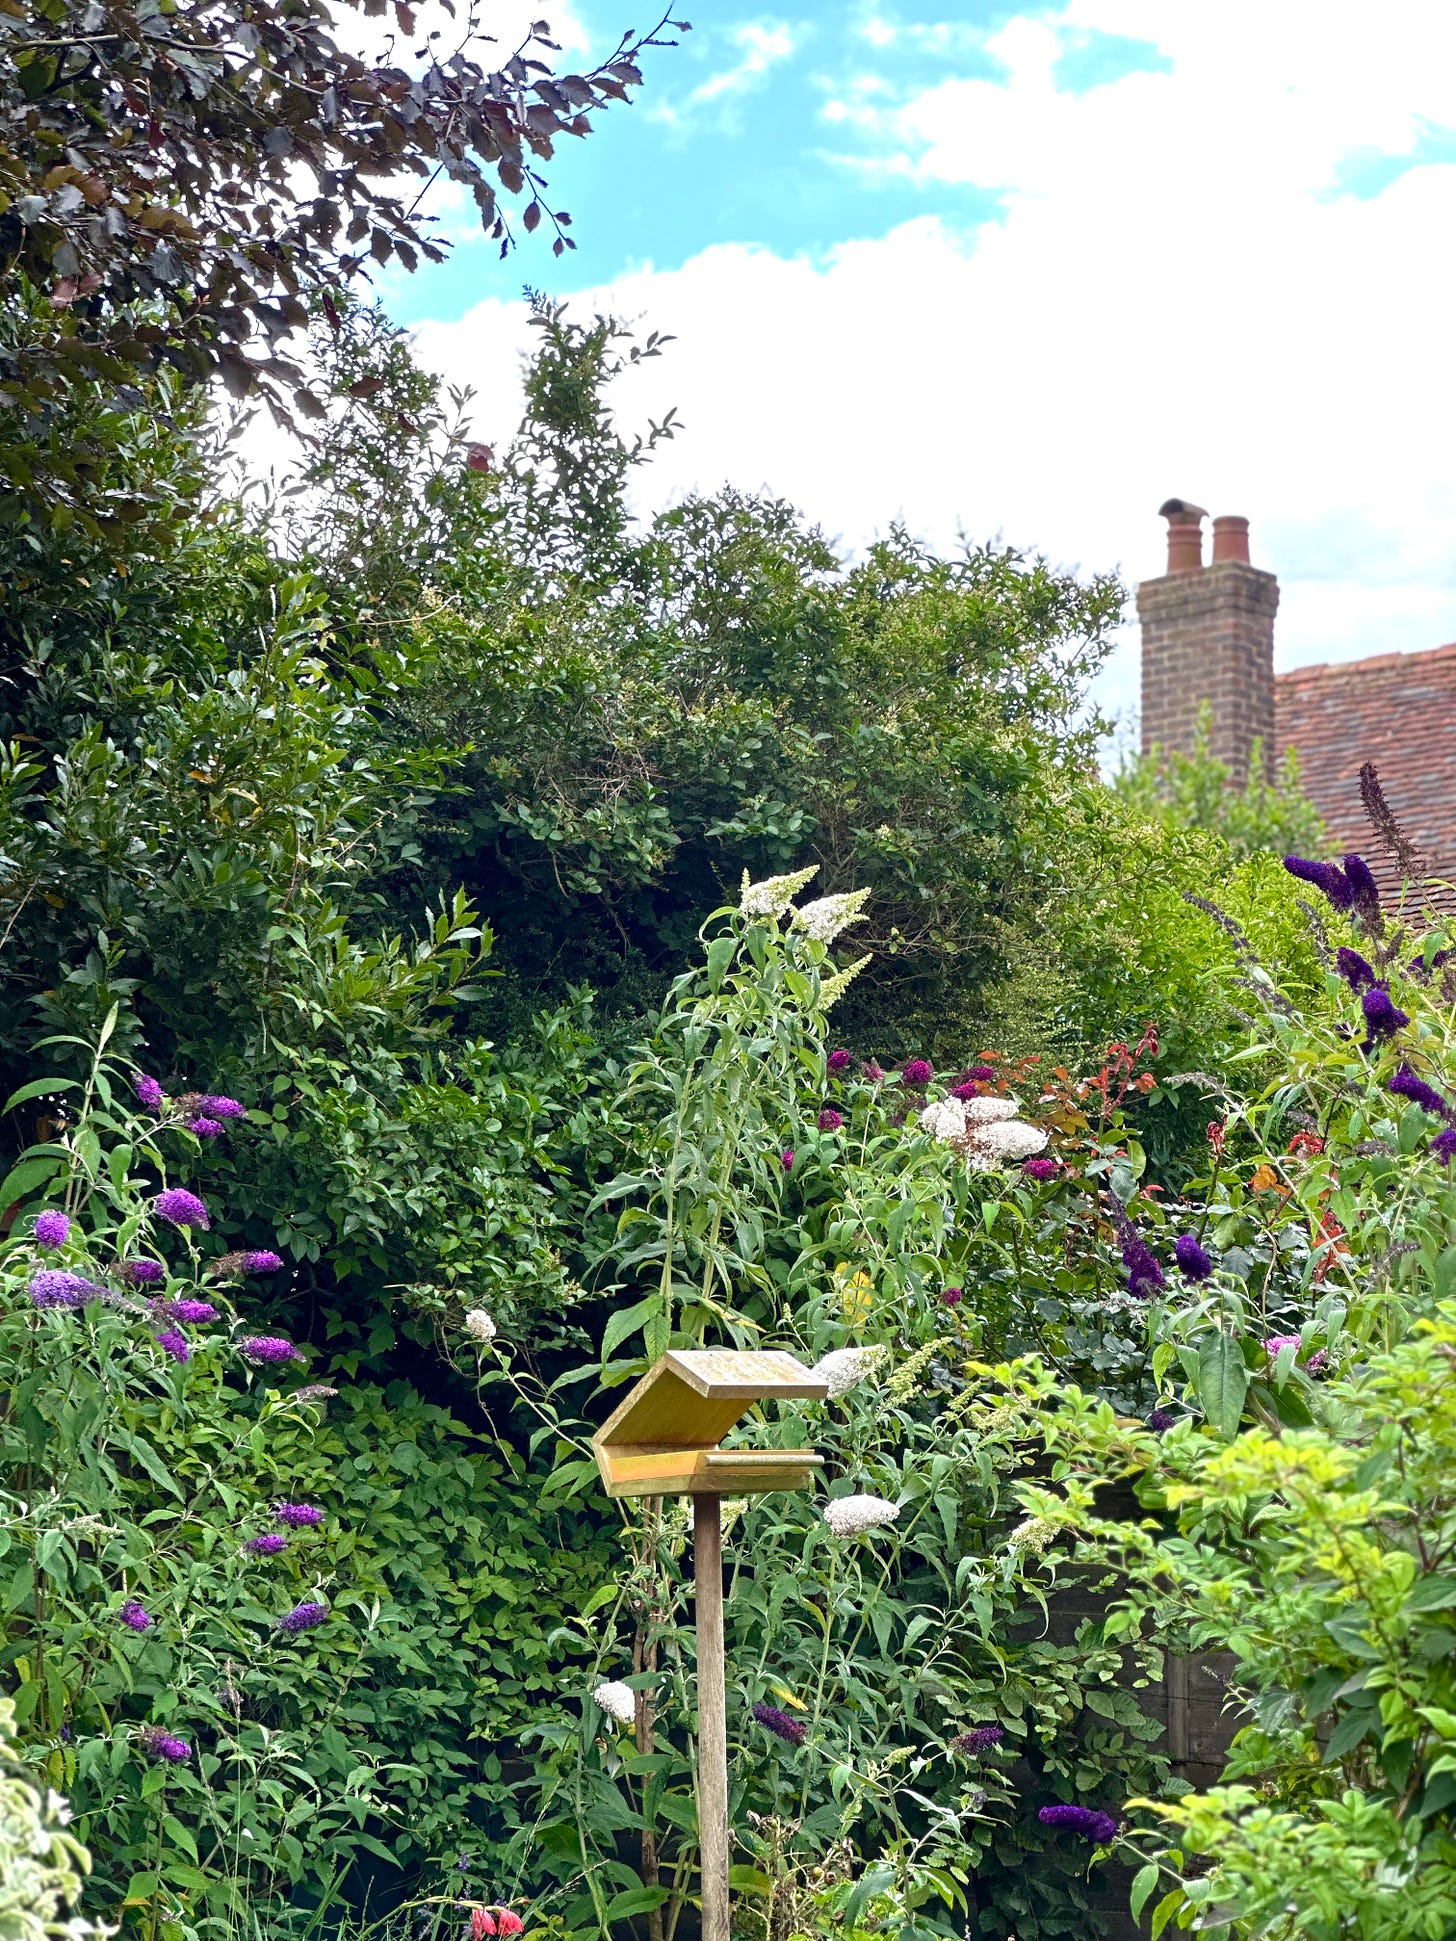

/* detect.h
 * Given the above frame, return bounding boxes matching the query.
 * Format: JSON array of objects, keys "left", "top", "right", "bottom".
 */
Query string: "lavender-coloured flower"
[
  {"left": 165, "top": 1299, "right": 218, "bottom": 1324},
  {"left": 1343, "top": 852, "right": 1382, "bottom": 923},
  {"left": 198, "top": 1094, "right": 247, "bottom": 1119},
  {"left": 240, "top": 1335, "right": 302, "bottom": 1365},
  {"left": 134, "top": 1073, "right": 165, "bottom": 1112},
  {"left": 826, "top": 1049, "right": 852, "bottom": 1074},
  {"left": 1390, "top": 1063, "right": 1454, "bottom": 1121},
  {"left": 1360, "top": 986, "right": 1408, "bottom": 1046},
  {"left": 940, "top": 1286, "right": 963, "bottom": 1308},
  {"left": 122, "top": 1259, "right": 165, "bottom": 1285},
  {"left": 951, "top": 1725, "right": 1004, "bottom": 1755},
  {"left": 1282, "top": 856, "right": 1353, "bottom": 911},
  {"left": 1264, "top": 1333, "right": 1301, "bottom": 1360},
  {"left": 1021, "top": 1157, "right": 1059, "bottom": 1182},
  {"left": 273, "top": 1503, "right": 324, "bottom": 1527},
  {"left": 120, "top": 1600, "right": 152, "bottom": 1633},
  {"left": 1173, "top": 1234, "right": 1214, "bottom": 1281},
  {"left": 780, "top": 1149, "right": 794, "bottom": 1171},
  {"left": 29, "top": 1270, "right": 101, "bottom": 1310},
  {"left": 1038, "top": 1803, "right": 1118, "bottom": 1843},
  {"left": 900, "top": 1059, "right": 933, "bottom": 1087},
  {"left": 1336, "top": 946, "right": 1376, "bottom": 993},
  {"left": 187, "top": 1117, "right": 225, "bottom": 1139},
  {"left": 140, "top": 1728, "right": 190, "bottom": 1763},
  {"left": 276, "top": 1599, "right": 329, "bottom": 1634},
  {"left": 1148, "top": 1408, "right": 1175, "bottom": 1432},
  {"left": 154, "top": 1187, "right": 209, "bottom": 1230},
  {"left": 33, "top": 1210, "right": 69, "bottom": 1248},
  {"left": 1433, "top": 1129, "right": 1456, "bottom": 1166},
  {"left": 242, "top": 1250, "right": 284, "bottom": 1273},
  {"left": 155, "top": 1328, "right": 190, "bottom": 1364},
  {"left": 817, "top": 1107, "right": 843, "bottom": 1132},
  {"left": 244, "top": 1533, "right": 289, "bottom": 1557},
  {"left": 752, "top": 1701, "right": 807, "bottom": 1746}
]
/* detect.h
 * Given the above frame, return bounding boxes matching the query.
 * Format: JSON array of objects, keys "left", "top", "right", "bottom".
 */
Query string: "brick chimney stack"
[{"left": 1137, "top": 498, "right": 1279, "bottom": 781}]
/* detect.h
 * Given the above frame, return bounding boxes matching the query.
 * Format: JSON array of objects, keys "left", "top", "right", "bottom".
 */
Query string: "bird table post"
[{"left": 592, "top": 1349, "right": 830, "bottom": 1941}]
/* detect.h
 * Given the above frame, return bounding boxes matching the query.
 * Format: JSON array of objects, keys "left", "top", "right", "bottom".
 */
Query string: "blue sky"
[{"left": 382, "top": 1, "right": 1456, "bottom": 730}]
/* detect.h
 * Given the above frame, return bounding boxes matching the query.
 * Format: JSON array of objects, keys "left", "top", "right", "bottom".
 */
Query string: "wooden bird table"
[{"left": 592, "top": 1349, "right": 829, "bottom": 1941}]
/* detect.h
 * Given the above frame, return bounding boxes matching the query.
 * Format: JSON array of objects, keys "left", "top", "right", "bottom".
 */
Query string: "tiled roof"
[{"left": 1274, "top": 642, "right": 1456, "bottom": 876}]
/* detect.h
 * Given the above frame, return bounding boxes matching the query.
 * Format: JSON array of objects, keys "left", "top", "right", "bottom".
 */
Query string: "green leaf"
[
  {"left": 602, "top": 1295, "right": 658, "bottom": 1361},
  {"left": 728, "top": 1868, "right": 773, "bottom": 1896},
  {"left": 0, "top": 1155, "right": 66, "bottom": 1212},
  {"left": 1197, "top": 1333, "right": 1249, "bottom": 1439},
  {"left": 1324, "top": 1703, "right": 1379, "bottom": 1761},
  {"left": 605, "top": 1887, "right": 670, "bottom": 1922},
  {"left": 1150, "top": 1887, "right": 1186, "bottom": 1939},
  {"left": 1408, "top": 1577, "right": 1456, "bottom": 1613},
  {"left": 1, "top": 1078, "right": 77, "bottom": 1114},
  {"left": 1130, "top": 1863, "right": 1159, "bottom": 1923}
]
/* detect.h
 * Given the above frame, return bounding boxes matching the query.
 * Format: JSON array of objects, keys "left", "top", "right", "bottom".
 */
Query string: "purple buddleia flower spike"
[
  {"left": 1038, "top": 1803, "right": 1119, "bottom": 1843},
  {"left": 1282, "top": 857, "right": 1353, "bottom": 912},
  {"left": 30, "top": 1270, "right": 102, "bottom": 1310},
  {"left": 33, "top": 1210, "right": 69, "bottom": 1248},
  {"left": 242, "top": 1251, "right": 284, "bottom": 1273},
  {"left": 122, "top": 1259, "right": 165, "bottom": 1285},
  {"left": 1360, "top": 986, "right": 1408, "bottom": 1049},
  {"left": 272, "top": 1503, "right": 324, "bottom": 1527},
  {"left": 154, "top": 1328, "right": 190, "bottom": 1364},
  {"left": 1431, "top": 1129, "right": 1456, "bottom": 1166},
  {"left": 951, "top": 1725, "right": 1004, "bottom": 1755},
  {"left": 817, "top": 1107, "right": 843, "bottom": 1132},
  {"left": 198, "top": 1095, "right": 247, "bottom": 1118},
  {"left": 1335, "top": 947, "right": 1376, "bottom": 993},
  {"left": 1148, "top": 1407, "right": 1175, "bottom": 1432},
  {"left": 900, "top": 1059, "right": 933, "bottom": 1087},
  {"left": 1342, "top": 853, "right": 1382, "bottom": 926},
  {"left": 164, "top": 1299, "right": 218, "bottom": 1324},
  {"left": 752, "top": 1701, "right": 807, "bottom": 1746},
  {"left": 240, "top": 1335, "right": 302, "bottom": 1365},
  {"left": 139, "top": 1727, "right": 190, "bottom": 1762},
  {"left": 134, "top": 1073, "right": 165, "bottom": 1112},
  {"left": 1173, "top": 1234, "right": 1214, "bottom": 1281},
  {"left": 244, "top": 1533, "right": 288, "bottom": 1556},
  {"left": 1390, "top": 1063, "right": 1456, "bottom": 1122},
  {"left": 154, "top": 1188, "right": 209, "bottom": 1230},
  {"left": 276, "top": 1599, "right": 329, "bottom": 1634},
  {"left": 120, "top": 1600, "right": 151, "bottom": 1632},
  {"left": 187, "top": 1117, "right": 225, "bottom": 1139}
]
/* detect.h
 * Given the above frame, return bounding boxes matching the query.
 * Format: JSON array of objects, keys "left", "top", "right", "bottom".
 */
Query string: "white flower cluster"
[
  {"left": 822, "top": 1493, "right": 900, "bottom": 1538},
  {"left": 811, "top": 1345, "right": 888, "bottom": 1400},
  {"left": 919, "top": 1097, "right": 967, "bottom": 1143},
  {"left": 464, "top": 1309, "right": 497, "bottom": 1343},
  {"left": 964, "top": 1121, "right": 1048, "bottom": 1172},
  {"left": 916, "top": 1090, "right": 1047, "bottom": 1171},
  {"left": 592, "top": 1680, "right": 636, "bottom": 1724},
  {"left": 791, "top": 889, "right": 870, "bottom": 946},
  {"left": 739, "top": 866, "right": 819, "bottom": 920},
  {"left": 1007, "top": 1516, "right": 1056, "bottom": 1556}
]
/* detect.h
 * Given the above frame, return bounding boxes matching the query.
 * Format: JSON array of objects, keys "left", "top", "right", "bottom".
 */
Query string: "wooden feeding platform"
[
  {"left": 591, "top": 1347, "right": 828, "bottom": 1499},
  {"left": 587, "top": 1346, "right": 829, "bottom": 1941}
]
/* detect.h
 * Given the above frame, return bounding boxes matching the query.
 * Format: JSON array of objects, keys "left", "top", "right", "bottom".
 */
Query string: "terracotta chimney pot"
[
  {"left": 1158, "top": 497, "right": 1207, "bottom": 574},
  {"left": 1211, "top": 515, "right": 1251, "bottom": 565}
]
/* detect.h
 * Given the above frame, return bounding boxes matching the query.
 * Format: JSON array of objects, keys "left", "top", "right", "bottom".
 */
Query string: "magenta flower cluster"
[
  {"left": 141, "top": 1727, "right": 190, "bottom": 1763},
  {"left": 826, "top": 1049, "right": 851, "bottom": 1073},
  {"left": 900, "top": 1059, "right": 933, "bottom": 1087},
  {"left": 817, "top": 1108, "right": 843, "bottom": 1132},
  {"left": 134, "top": 1073, "right": 165, "bottom": 1112}
]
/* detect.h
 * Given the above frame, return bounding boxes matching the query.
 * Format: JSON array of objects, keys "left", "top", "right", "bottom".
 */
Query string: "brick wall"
[{"left": 1138, "top": 562, "right": 1280, "bottom": 781}]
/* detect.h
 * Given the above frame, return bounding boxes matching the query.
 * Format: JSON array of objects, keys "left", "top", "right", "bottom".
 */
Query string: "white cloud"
[
  {"left": 410, "top": 0, "right": 1456, "bottom": 732},
  {"left": 686, "top": 20, "right": 799, "bottom": 106}
]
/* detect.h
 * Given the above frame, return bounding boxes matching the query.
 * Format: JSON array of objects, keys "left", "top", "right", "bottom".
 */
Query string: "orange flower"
[{"left": 1250, "top": 1163, "right": 1282, "bottom": 1195}]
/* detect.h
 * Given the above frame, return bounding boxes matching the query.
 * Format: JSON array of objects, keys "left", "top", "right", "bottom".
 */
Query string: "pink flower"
[
  {"left": 900, "top": 1059, "right": 933, "bottom": 1087},
  {"left": 495, "top": 1913, "right": 524, "bottom": 1937},
  {"left": 781, "top": 1149, "right": 795, "bottom": 1170},
  {"left": 826, "top": 1049, "right": 852, "bottom": 1073},
  {"left": 1263, "top": 1334, "right": 1301, "bottom": 1359},
  {"left": 940, "top": 1287, "right": 963, "bottom": 1308},
  {"left": 1021, "top": 1158, "right": 1059, "bottom": 1182},
  {"left": 817, "top": 1108, "right": 843, "bottom": 1132},
  {"left": 472, "top": 1915, "right": 496, "bottom": 1941},
  {"left": 863, "top": 1060, "right": 885, "bottom": 1081}
]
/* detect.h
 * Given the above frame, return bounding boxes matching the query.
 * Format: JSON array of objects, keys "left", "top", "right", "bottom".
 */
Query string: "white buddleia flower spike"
[
  {"left": 919, "top": 1097, "right": 967, "bottom": 1143},
  {"left": 822, "top": 1493, "right": 901, "bottom": 1538},
  {"left": 464, "top": 1309, "right": 497, "bottom": 1343},
  {"left": 791, "top": 889, "right": 871, "bottom": 945},
  {"left": 962, "top": 1095, "right": 1020, "bottom": 1124},
  {"left": 593, "top": 1680, "right": 637, "bottom": 1724},
  {"left": 964, "top": 1121, "right": 1048, "bottom": 1170},
  {"left": 811, "top": 1345, "right": 889, "bottom": 1400},
  {"left": 820, "top": 953, "right": 871, "bottom": 1013},
  {"left": 740, "top": 866, "right": 819, "bottom": 920}
]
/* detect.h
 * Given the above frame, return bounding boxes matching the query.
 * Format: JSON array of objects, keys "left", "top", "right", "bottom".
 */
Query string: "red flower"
[
  {"left": 495, "top": 1913, "right": 525, "bottom": 1938},
  {"left": 471, "top": 1913, "right": 496, "bottom": 1939}
]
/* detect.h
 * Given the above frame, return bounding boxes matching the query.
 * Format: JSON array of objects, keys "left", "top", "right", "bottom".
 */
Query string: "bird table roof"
[{"left": 592, "top": 1348, "right": 828, "bottom": 1454}]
